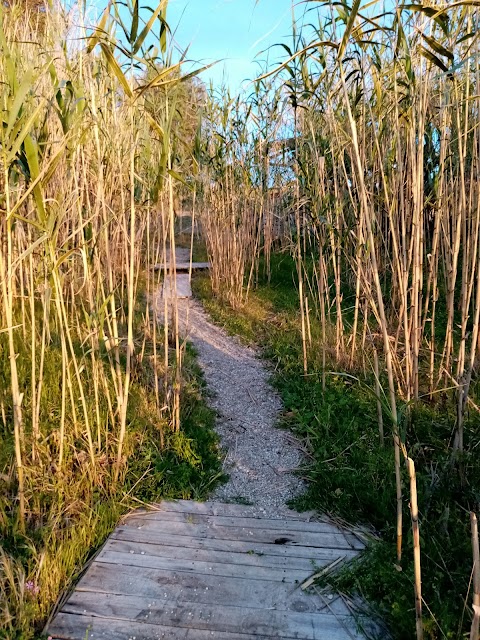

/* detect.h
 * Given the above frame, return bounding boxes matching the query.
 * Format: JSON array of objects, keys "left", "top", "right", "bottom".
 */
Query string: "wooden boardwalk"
[
  {"left": 48, "top": 500, "right": 367, "bottom": 639},
  {"left": 154, "top": 261, "right": 211, "bottom": 272}
]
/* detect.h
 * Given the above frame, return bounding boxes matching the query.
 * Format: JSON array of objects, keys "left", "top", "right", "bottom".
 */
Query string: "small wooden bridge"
[
  {"left": 154, "top": 262, "right": 211, "bottom": 272},
  {"left": 48, "top": 500, "right": 366, "bottom": 639}
]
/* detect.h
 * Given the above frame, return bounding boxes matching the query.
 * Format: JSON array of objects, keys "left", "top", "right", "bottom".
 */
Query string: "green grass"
[
  {"left": 192, "top": 253, "right": 480, "bottom": 640},
  {"left": 0, "top": 293, "right": 223, "bottom": 639},
  {"left": 127, "top": 341, "right": 225, "bottom": 504}
]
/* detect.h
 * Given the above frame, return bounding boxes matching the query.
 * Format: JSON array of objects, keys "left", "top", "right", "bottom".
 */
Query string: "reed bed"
[
  {"left": 196, "top": 1, "right": 480, "bottom": 637},
  {"left": 0, "top": 0, "right": 212, "bottom": 634}
]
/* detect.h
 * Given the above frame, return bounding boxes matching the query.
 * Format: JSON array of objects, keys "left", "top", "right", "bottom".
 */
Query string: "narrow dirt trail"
[
  {"left": 158, "top": 249, "right": 305, "bottom": 518},
  {"left": 179, "top": 297, "right": 304, "bottom": 517}
]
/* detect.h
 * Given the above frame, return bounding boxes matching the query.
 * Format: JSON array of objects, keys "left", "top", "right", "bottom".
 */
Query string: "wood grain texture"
[
  {"left": 72, "top": 567, "right": 352, "bottom": 616},
  {"left": 121, "top": 516, "right": 364, "bottom": 550},
  {"left": 146, "top": 499, "right": 311, "bottom": 518},
  {"left": 96, "top": 548, "right": 313, "bottom": 582},
  {"left": 154, "top": 262, "right": 211, "bottom": 271},
  {"left": 48, "top": 501, "right": 365, "bottom": 639},
  {"left": 59, "top": 592, "right": 360, "bottom": 639},
  {"left": 126, "top": 510, "right": 348, "bottom": 535},
  {"left": 101, "top": 536, "right": 355, "bottom": 570},
  {"left": 49, "top": 611, "right": 362, "bottom": 640},
  {"left": 111, "top": 527, "right": 359, "bottom": 561}
]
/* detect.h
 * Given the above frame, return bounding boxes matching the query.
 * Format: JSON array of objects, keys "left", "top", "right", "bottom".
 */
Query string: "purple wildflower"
[{"left": 25, "top": 580, "right": 40, "bottom": 595}]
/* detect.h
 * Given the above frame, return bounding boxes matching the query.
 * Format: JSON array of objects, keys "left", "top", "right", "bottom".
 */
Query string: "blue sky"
[{"left": 165, "top": 0, "right": 298, "bottom": 91}]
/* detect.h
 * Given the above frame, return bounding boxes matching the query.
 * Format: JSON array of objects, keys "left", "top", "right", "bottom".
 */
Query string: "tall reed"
[
  {"left": 196, "top": 1, "right": 480, "bottom": 635},
  {"left": 0, "top": 0, "right": 205, "bottom": 633}
]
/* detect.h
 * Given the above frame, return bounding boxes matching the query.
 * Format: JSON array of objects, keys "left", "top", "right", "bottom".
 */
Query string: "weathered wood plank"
[
  {"left": 48, "top": 612, "right": 292, "bottom": 640},
  {"left": 154, "top": 261, "right": 211, "bottom": 271},
  {"left": 48, "top": 501, "right": 366, "bottom": 639},
  {"left": 75, "top": 562, "right": 340, "bottom": 614},
  {"left": 49, "top": 611, "right": 360, "bottom": 640},
  {"left": 59, "top": 592, "right": 361, "bottom": 640},
  {"left": 126, "top": 510, "right": 356, "bottom": 537},
  {"left": 148, "top": 499, "right": 311, "bottom": 519},
  {"left": 96, "top": 548, "right": 312, "bottom": 583},
  {"left": 111, "top": 527, "right": 359, "bottom": 562},
  {"left": 101, "top": 537, "right": 350, "bottom": 571},
  {"left": 121, "top": 516, "right": 363, "bottom": 550}
]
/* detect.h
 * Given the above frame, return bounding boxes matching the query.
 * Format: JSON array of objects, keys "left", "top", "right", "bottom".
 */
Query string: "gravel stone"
[
  {"left": 156, "top": 251, "right": 305, "bottom": 518},
  {"left": 178, "top": 297, "right": 305, "bottom": 518}
]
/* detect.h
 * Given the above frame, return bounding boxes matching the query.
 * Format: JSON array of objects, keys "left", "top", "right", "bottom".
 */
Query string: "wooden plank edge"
[{"left": 47, "top": 611, "right": 360, "bottom": 640}]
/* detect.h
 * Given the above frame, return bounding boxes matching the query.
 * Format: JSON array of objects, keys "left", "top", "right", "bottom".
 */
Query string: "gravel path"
[
  {"left": 179, "top": 298, "right": 304, "bottom": 517},
  {"left": 157, "top": 249, "right": 305, "bottom": 518}
]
